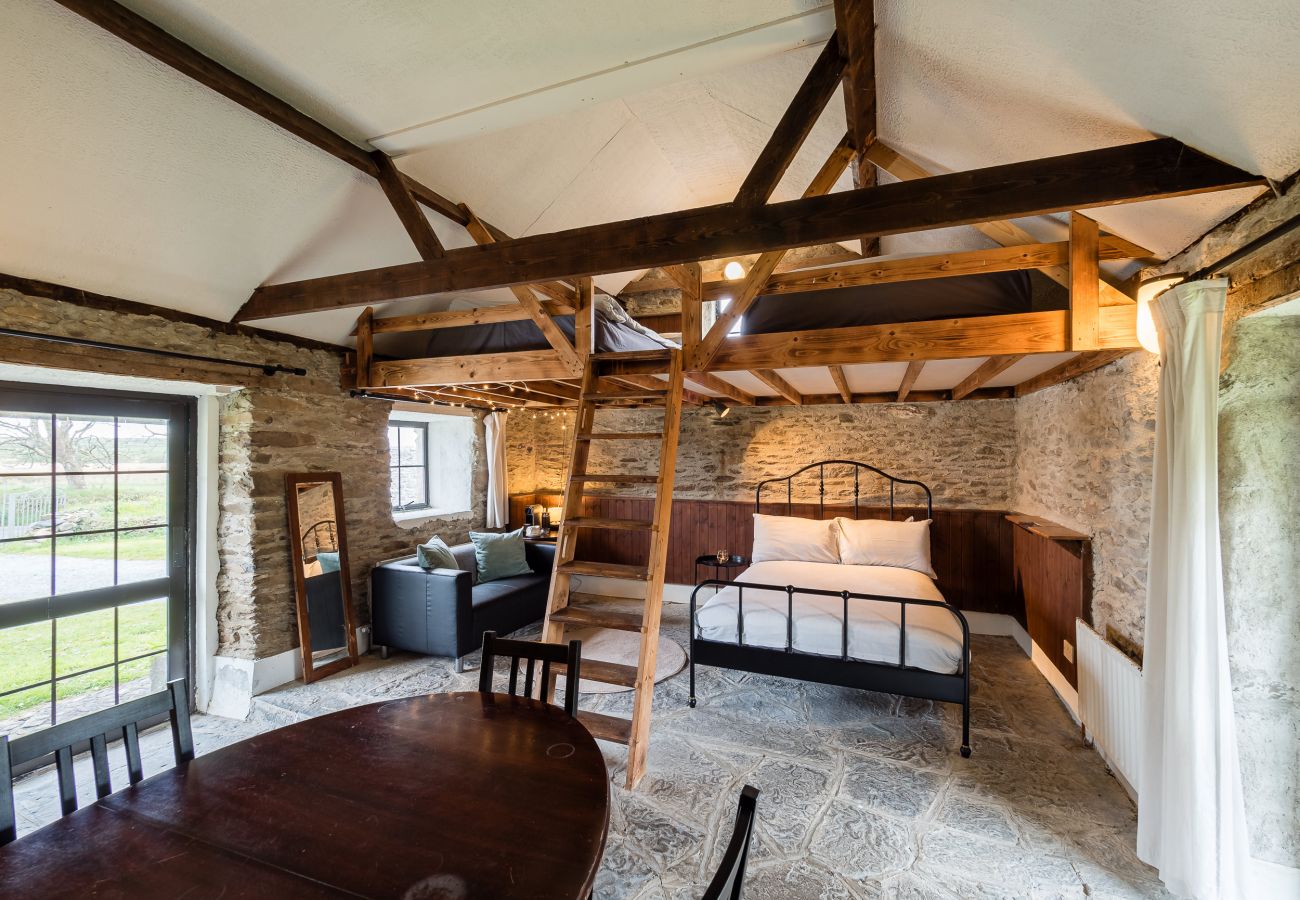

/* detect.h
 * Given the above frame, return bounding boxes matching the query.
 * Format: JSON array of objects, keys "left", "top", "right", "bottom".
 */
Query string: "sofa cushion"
[
  {"left": 468, "top": 529, "right": 533, "bottom": 583},
  {"left": 450, "top": 544, "right": 480, "bottom": 583},
  {"left": 470, "top": 573, "right": 548, "bottom": 609},
  {"left": 416, "top": 535, "right": 458, "bottom": 570}
]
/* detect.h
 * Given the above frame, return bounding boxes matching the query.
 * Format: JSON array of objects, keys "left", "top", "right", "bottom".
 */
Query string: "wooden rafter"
[
  {"left": 834, "top": 0, "right": 879, "bottom": 255},
  {"left": 829, "top": 366, "right": 853, "bottom": 403},
  {"left": 864, "top": 141, "right": 1140, "bottom": 306},
  {"left": 524, "top": 380, "right": 583, "bottom": 402},
  {"left": 464, "top": 210, "right": 581, "bottom": 373},
  {"left": 1070, "top": 213, "right": 1100, "bottom": 350},
  {"left": 950, "top": 355, "right": 1024, "bottom": 400},
  {"left": 706, "top": 306, "right": 1140, "bottom": 372},
  {"left": 733, "top": 37, "right": 846, "bottom": 206},
  {"left": 896, "top": 360, "right": 924, "bottom": 401},
  {"left": 694, "top": 133, "right": 855, "bottom": 369},
  {"left": 685, "top": 371, "right": 756, "bottom": 406},
  {"left": 237, "top": 138, "right": 1260, "bottom": 322},
  {"left": 371, "top": 152, "right": 444, "bottom": 259},
  {"left": 751, "top": 370, "right": 803, "bottom": 405},
  {"left": 705, "top": 237, "right": 1144, "bottom": 300},
  {"left": 1015, "top": 350, "right": 1132, "bottom": 396}
]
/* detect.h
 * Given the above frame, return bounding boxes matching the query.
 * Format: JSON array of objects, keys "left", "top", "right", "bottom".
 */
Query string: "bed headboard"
[
  {"left": 301, "top": 519, "right": 338, "bottom": 561},
  {"left": 754, "top": 460, "right": 933, "bottom": 521}
]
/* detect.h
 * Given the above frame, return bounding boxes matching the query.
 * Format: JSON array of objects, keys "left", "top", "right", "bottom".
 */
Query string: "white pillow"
[
  {"left": 751, "top": 514, "right": 840, "bottom": 564},
  {"left": 834, "top": 517, "right": 936, "bottom": 579}
]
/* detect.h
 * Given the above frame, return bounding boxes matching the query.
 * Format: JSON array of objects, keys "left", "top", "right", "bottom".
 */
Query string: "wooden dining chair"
[
  {"left": 701, "top": 785, "right": 761, "bottom": 900},
  {"left": 478, "top": 631, "right": 582, "bottom": 717},
  {"left": 1, "top": 678, "right": 194, "bottom": 846}
]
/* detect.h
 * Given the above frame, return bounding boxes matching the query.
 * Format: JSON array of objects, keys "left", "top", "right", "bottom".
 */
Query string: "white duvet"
[{"left": 695, "top": 560, "right": 965, "bottom": 675}]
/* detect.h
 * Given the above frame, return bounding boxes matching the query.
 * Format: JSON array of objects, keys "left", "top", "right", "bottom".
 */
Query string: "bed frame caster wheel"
[
  {"left": 688, "top": 698, "right": 697, "bottom": 708},
  {"left": 960, "top": 745, "right": 972, "bottom": 758}
]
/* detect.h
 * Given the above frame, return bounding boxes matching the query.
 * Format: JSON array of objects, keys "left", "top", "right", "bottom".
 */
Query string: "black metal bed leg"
[
  {"left": 960, "top": 701, "right": 972, "bottom": 758},
  {"left": 688, "top": 646, "right": 697, "bottom": 708}
]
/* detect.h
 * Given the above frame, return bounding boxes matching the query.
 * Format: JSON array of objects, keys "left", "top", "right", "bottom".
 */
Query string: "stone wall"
[
  {"left": 508, "top": 399, "right": 1018, "bottom": 509},
  {"left": 1, "top": 287, "right": 486, "bottom": 660},
  {"left": 1012, "top": 353, "right": 1159, "bottom": 648},
  {"left": 1219, "top": 315, "right": 1300, "bottom": 868}
]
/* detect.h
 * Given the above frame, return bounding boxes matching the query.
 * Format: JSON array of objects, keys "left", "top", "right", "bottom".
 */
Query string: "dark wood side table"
[
  {"left": 694, "top": 554, "right": 748, "bottom": 591},
  {"left": 0, "top": 692, "right": 610, "bottom": 899}
]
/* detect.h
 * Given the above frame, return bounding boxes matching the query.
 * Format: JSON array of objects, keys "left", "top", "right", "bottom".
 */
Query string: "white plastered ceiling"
[{"left": 0, "top": 0, "right": 1296, "bottom": 350}]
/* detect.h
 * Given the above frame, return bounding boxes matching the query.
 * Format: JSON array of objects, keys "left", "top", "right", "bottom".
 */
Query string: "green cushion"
[
  {"left": 416, "top": 535, "right": 458, "bottom": 570},
  {"left": 468, "top": 529, "right": 532, "bottom": 583},
  {"left": 316, "top": 551, "right": 340, "bottom": 573}
]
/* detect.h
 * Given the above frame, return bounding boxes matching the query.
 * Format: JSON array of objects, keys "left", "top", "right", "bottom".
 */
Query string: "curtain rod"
[
  {"left": 0, "top": 327, "right": 307, "bottom": 376},
  {"left": 1188, "top": 211, "right": 1300, "bottom": 282}
]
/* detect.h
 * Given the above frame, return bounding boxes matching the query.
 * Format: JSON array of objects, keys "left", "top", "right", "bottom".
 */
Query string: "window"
[
  {"left": 388, "top": 412, "right": 475, "bottom": 519},
  {"left": 0, "top": 384, "right": 194, "bottom": 738},
  {"left": 388, "top": 422, "right": 430, "bottom": 511}
]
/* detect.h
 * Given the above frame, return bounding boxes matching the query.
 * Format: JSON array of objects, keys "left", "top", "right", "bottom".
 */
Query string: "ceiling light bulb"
[
  {"left": 1135, "top": 276, "right": 1181, "bottom": 355},
  {"left": 723, "top": 261, "right": 746, "bottom": 280}
]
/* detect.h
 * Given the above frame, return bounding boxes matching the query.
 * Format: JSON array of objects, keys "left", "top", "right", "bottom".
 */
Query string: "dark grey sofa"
[{"left": 370, "top": 540, "right": 555, "bottom": 671}]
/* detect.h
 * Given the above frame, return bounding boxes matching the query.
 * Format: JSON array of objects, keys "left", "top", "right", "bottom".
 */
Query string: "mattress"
[
  {"left": 740, "top": 268, "right": 1038, "bottom": 335},
  {"left": 422, "top": 295, "right": 676, "bottom": 357},
  {"left": 695, "top": 560, "right": 965, "bottom": 674}
]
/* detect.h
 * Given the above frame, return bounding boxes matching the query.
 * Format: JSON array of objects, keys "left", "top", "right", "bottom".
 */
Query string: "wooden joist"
[
  {"left": 896, "top": 360, "right": 925, "bottom": 401},
  {"left": 370, "top": 351, "right": 576, "bottom": 388},
  {"left": 863, "top": 141, "right": 1142, "bottom": 306},
  {"left": 754, "top": 387, "right": 1012, "bottom": 406},
  {"left": 372, "top": 152, "right": 444, "bottom": 259},
  {"left": 751, "top": 370, "right": 803, "bottom": 405},
  {"left": 684, "top": 371, "right": 756, "bottom": 405},
  {"left": 1014, "top": 350, "right": 1133, "bottom": 396},
  {"left": 733, "top": 37, "right": 845, "bottom": 206},
  {"left": 829, "top": 366, "right": 853, "bottom": 403},
  {"left": 707, "top": 306, "right": 1140, "bottom": 371},
  {"left": 950, "top": 355, "right": 1024, "bottom": 400},
  {"left": 236, "top": 139, "right": 1262, "bottom": 321}
]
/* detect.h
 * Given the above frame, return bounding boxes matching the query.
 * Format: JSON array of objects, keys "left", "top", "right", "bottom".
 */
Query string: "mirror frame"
[{"left": 285, "top": 471, "right": 359, "bottom": 683}]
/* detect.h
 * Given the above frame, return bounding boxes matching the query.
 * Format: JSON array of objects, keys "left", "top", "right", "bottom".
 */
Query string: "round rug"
[{"left": 558, "top": 627, "right": 687, "bottom": 694}]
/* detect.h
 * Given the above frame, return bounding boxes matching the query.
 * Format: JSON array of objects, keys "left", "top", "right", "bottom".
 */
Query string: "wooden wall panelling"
[{"left": 1010, "top": 522, "right": 1091, "bottom": 687}]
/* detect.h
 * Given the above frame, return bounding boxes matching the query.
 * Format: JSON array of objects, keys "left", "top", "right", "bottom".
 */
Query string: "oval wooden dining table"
[{"left": 0, "top": 691, "right": 610, "bottom": 899}]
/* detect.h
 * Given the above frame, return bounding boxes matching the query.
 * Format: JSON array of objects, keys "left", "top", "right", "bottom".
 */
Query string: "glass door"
[{"left": 0, "top": 383, "right": 194, "bottom": 737}]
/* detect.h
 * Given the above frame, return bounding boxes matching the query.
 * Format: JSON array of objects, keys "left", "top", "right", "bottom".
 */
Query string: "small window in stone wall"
[{"left": 387, "top": 413, "right": 474, "bottom": 518}]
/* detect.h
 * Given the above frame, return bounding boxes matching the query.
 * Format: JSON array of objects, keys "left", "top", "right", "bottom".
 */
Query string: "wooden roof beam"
[
  {"left": 237, "top": 138, "right": 1260, "bottom": 322},
  {"left": 834, "top": 0, "right": 879, "bottom": 255},
  {"left": 372, "top": 152, "right": 444, "bottom": 259}
]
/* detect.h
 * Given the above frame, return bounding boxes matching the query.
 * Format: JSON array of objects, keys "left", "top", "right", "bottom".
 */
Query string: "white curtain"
[
  {"left": 1137, "top": 279, "right": 1251, "bottom": 899},
  {"left": 484, "top": 411, "right": 509, "bottom": 528}
]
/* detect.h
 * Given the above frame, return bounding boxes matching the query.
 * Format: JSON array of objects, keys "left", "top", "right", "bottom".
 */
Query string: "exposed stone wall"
[
  {"left": 1219, "top": 315, "right": 1300, "bottom": 868},
  {"left": 1012, "top": 353, "right": 1158, "bottom": 648},
  {"left": 508, "top": 399, "right": 1018, "bottom": 509},
  {"left": 1, "top": 288, "right": 486, "bottom": 660}
]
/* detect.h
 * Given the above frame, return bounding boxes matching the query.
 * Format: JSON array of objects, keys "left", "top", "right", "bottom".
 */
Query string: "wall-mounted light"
[
  {"left": 710, "top": 400, "right": 731, "bottom": 418},
  {"left": 1135, "top": 276, "right": 1183, "bottom": 355},
  {"left": 723, "top": 261, "right": 746, "bottom": 280}
]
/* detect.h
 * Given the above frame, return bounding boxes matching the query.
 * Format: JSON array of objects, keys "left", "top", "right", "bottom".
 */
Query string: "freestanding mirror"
[{"left": 285, "top": 472, "right": 359, "bottom": 682}]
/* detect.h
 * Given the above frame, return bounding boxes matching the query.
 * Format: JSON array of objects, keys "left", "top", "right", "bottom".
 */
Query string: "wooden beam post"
[
  {"left": 733, "top": 37, "right": 845, "bottom": 206},
  {"left": 896, "top": 360, "right": 924, "bottom": 401},
  {"left": 353, "top": 306, "right": 374, "bottom": 388},
  {"left": 669, "top": 263, "right": 703, "bottom": 367},
  {"left": 1070, "top": 213, "right": 1101, "bottom": 350},
  {"left": 834, "top": 0, "right": 879, "bottom": 256},
  {"left": 574, "top": 277, "right": 593, "bottom": 364},
  {"left": 371, "top": 152, "right": 444, "bottom": 259}
]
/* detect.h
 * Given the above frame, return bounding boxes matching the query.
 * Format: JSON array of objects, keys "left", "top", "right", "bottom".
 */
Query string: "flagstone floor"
[{"left": 12, "top": 603, "right": 1169, "bottom": 899}]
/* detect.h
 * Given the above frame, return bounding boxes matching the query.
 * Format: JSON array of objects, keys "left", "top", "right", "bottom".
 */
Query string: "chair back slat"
[
  {"left": 1, "top": 678, "right": 194, "bottom": 846},
  {"left": 89, "top": 734, "right": 111, "bottom": 800},
  {"left": 478, "top": 632, "right": 583, "bottom": 717},
  {"left": 702, "top": 785, "right": 760, "bottom": 900},
  {"left": 122, "top": 722, "right": 144, "bottom": 784}
]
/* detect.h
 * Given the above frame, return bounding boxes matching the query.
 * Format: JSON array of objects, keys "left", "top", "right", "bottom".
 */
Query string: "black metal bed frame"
[
  {"left": 301, "top": 520, "right": 338, "bottom": 562},
  {"left": 687, "top": 460, "right": 972, "bottom": 757}
]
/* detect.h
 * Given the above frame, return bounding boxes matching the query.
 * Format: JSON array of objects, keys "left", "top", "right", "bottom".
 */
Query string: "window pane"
[
  {"left": 0, "top": 473, "right": 54, "bottom": 540},
  {"left": 54, "top": 414, "right": 115, "bottom": 474},
  {"left": 387, "top": 425, "right": 399, "bottom": 457},
  {"left": 389, "top": 469, "right": 401, "bottom": 508},
  {"left": 117, "top": 418, "right": 168, "bottom": 471},
  {"left": 118, "top": 653, "right": 166, "bottom": 703},
  {"left": 55, "top": 472, "right": 115, "bottom": 535},
  {"left": 119, "top": 597, "right": 167, "bottom": 658},
  {"left": 0, "top": 411, "right": 53, "bottom": 473},
  {"left": 0, "top": 685, "right": 52, "bottom": 738},
  {"left": 118, "top": 472, "right": 168, "bottom": 528},
  {"left": 117, "top": 527, "right": 168, "bottom": 585},
  {"left": 397, "top": 426, "right": 425, "bottom": 465},
  {"left": 0, "top": 620, "right": 52, "bottom": 694},
  {"left": 398, "top": 468, "right": 428, "bottom": 507},
  {"left": 55, "top": 608, "right": 115, "bottom": 678},
  {"left": 55, "top": 534, "right": 115, "bottom": 595},
  {"left": 55, "top": 669, "right": 116, "bottom": 722},
  {"left": 0, "top": 537, "right": 51, "bottom": 603}
]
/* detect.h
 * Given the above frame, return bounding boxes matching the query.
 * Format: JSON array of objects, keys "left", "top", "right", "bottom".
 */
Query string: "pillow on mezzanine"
[
  {"left": 751, "top": 513, "right": 840, "bottom": 564},
  {"left": 833, "top": 516, "right": 936, "bottom": 579}
]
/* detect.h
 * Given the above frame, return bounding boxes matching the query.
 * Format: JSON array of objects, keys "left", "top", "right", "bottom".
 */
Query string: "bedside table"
[{"left": 694, "top": 554, "right": 748, "bottom": 590}]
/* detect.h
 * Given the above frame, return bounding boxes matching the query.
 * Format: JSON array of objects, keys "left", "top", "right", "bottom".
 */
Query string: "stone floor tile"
[
  {"left": 916, "top": 826, "right": 1081, "bottom": 893},
  {"left": 839, "top": 752, "right": 945, "bottom": 819},
  {"left": 810, "top": 799, "right": 916, "bottom": 880}
]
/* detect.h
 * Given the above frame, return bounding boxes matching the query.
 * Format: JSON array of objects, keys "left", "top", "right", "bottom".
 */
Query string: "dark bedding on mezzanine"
[
  {"left": 739, "top": 267, "right": 1045, "bottom": 335},
  {"left": 422, "top": 298, "right": 676, "bottom": 357}
]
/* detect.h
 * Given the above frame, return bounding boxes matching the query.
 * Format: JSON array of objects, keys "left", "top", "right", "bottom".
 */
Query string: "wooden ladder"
[{"left": 541, "top": 347, "right": 684, "bottom": 789}]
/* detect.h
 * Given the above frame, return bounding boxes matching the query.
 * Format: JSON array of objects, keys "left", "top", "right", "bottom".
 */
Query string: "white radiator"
[{"left": 1076, "top": 620, "right": 1143, "bottom": 795}]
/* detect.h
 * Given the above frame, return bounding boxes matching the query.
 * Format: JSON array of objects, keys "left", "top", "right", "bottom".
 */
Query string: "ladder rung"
[
  {"left": 571, "top": 473, "right": 658, "bottom": 484},
  {"left": 557, "top": 659, "right": 638, "bottom": 688},
  {"left": 564, "top": 516, "right": 656, "bottom": 531},
  {"left": 577, "top": 710, "right": 632, "bottom": 744},
  {"left": 558, "top": 560, "right": 649, "bottom": 580},
  {"left": 550, "top": 599, "right": 644, "bottom": 633},
  {"left": 576, "top": 432, "right": 663, "bottom": 441}
]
